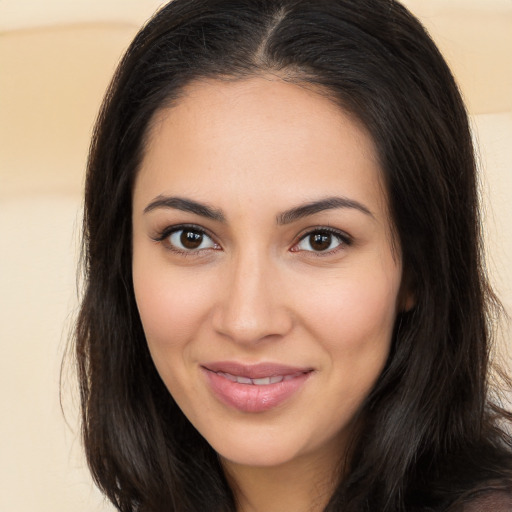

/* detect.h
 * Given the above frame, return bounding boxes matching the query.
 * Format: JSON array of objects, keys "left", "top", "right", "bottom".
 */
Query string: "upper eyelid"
[
  {"left": 295, "top": 226, "right": 352, "bottom": 243},
  {"left": 153, "top": 223, "right": 216, "bottom": 242}
]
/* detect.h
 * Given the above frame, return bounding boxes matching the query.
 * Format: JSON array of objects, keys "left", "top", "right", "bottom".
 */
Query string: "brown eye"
[
  {"left": 294, "top": 229, "right": 347, "bottom": 253},
  {"left": 181, "top": 229, "right": 204, "bottom": 249},
  {"left": 309, "top": 233, "right": 332, "bottom": 251},
  {"left": 168, "top": 228, "right": 217, "bottom": 251}
]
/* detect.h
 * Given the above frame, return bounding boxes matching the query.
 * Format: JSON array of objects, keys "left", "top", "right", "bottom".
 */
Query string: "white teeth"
[
  {"left": 284, "top": 372, "right": 302, "bottom": 381},
  {"left": 252, "top": 377, "right": 271, "bottom": 385},
  {"left": 216, "top": 371, "right": 290, "bottom": 385},
  {"left": 219, "top": 372, "right": 237, "bottom": 382}
]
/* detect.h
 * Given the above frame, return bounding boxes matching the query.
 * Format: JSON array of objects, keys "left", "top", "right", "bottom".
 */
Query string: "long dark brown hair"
[{"left": 73, "top": 0, "right": 512, "bottom": 510}]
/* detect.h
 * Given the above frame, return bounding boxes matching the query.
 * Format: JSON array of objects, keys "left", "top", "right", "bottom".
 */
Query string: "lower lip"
[{"left": 203, "top": 369, "right": 311, "bottom": 413}]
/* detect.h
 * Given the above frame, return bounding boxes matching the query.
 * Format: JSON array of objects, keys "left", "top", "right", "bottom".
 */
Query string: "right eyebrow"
[{"left": 143, "top": 195, "right": 226, "bottom": 222}]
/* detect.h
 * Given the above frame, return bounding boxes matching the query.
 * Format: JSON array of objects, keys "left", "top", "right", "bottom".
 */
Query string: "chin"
[
  {"left": 219, "top": 448, "right": 299, "bottom": 469},
  {"left": 209, "top": 432, "right": 304, "bottom": 468}
]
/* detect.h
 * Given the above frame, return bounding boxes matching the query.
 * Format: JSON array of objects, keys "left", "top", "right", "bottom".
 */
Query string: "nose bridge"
[{"left": 212, "top": 245, "right": 291, "bottom": 344}]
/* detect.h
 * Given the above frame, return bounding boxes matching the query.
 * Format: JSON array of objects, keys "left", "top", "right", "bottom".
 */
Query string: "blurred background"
[{"left": 0, "top": 1, "right": 511, "bottom": 511}]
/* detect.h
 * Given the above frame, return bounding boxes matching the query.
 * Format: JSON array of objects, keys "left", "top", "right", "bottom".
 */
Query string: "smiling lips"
[{"left": 202, "top": 362, "right": 313, "bottom": 413}]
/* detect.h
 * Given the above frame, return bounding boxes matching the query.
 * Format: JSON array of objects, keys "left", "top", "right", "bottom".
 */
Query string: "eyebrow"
[
  {"left": 276, "top": 196, "right": 374, "bottom": 224},
  {"left": 143, "top": 196, "right": 225, "bottom": 222},
  {"left": 143, "top": 195, "right": 373, "bottom": 224}
]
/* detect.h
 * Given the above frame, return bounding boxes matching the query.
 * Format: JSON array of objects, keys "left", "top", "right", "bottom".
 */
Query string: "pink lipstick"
[{"left": 202, "top": 362, "right": 313, "bottom": 413}]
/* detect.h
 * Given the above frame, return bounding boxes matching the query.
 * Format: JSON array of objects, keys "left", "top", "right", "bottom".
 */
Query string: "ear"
[
  {"left": 398, "top": 269, "right": 416, "bottom": 313},
  {"left": 402, "top": 290, "right": 415, "bottom": 312}
]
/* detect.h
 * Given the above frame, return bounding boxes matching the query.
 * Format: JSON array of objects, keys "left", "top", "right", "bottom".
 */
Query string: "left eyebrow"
[{"left": 277, "top": 196, "right": 374, "bottom": 225}]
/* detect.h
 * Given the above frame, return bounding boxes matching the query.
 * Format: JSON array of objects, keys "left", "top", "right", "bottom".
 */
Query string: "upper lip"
[{"left": 202, "top": 361, "right": 313, "bottom": 379}]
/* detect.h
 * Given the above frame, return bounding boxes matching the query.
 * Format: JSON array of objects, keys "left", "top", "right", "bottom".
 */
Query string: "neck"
[{"left": 222, "top": 448, "right": 344, "bottom": 512}]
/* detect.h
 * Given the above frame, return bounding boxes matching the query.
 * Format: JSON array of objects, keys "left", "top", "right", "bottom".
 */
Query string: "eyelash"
[
  {"left": 152, "top": 224, "right": 220, "bottom": 256},
  {"left": 292, "top": 227, "right": 353, "bottom": 256},
  {"left": 152, "top": 224, "right": 352, "bottom": 257}
]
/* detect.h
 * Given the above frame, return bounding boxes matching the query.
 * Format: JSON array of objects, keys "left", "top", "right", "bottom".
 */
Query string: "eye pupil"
[
  {"left": 180, "top": 230, "right": 203, "bottom": 249},
  {"left": 310, "top": 232, "right": 331, "bottom": 251}
]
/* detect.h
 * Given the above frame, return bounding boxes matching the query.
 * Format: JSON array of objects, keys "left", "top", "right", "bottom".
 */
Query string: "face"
[{"left": 132, "top": 77, "right": 405, "bottom": 472}]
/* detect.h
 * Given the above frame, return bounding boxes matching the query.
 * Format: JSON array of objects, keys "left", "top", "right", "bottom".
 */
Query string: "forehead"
[{"left": 135, "top": 77, "right": 387, "bottom": 219}]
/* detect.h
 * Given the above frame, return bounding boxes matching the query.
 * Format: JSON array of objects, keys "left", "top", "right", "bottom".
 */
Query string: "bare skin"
[{"left": 222, "top": 434, "right": 345, "bottom": 512}]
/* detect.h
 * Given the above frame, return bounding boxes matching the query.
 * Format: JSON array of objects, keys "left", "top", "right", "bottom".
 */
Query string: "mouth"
[
  {"left": 201, "top": 361, "right": 313, "bottom": 413},
  {"left": 213, "top": 371, "right": 306, "bottom": 386},
  {"left": 202, "top": 361, "right": 313, "bottom": 379}
]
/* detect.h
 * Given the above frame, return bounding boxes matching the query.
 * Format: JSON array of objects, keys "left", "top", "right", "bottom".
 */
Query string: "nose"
[{"left": 211, "top": 249, "right": 293, "bottom": 345}]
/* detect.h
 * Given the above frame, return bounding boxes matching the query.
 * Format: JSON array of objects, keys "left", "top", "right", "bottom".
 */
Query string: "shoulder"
[{"left": 458, "top": 489, "right": 512, "bottom": 512}]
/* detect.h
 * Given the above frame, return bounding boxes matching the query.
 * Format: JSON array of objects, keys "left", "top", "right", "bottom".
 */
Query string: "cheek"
[
  {"left": 132, "top": 263, "right": 218, "bottom": 414},
  {"left": 302, "top": 267, "right": 399, "bottom": 344},
  {"left": 132, "top": 261, "right": 214, "bottom": 354},
  {"left": 305, "top": 271, "right": 399, "bottom": 427},
  {"left": 132, "top": 261, "right": 221, "bottom": 429},
  {"left": 296, "top": 261, "right": 400, "bottom": 402}
]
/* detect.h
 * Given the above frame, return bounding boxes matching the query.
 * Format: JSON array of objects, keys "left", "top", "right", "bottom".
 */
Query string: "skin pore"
[{"left": 132, "top": 76, "right": 408, "bottom": 512}]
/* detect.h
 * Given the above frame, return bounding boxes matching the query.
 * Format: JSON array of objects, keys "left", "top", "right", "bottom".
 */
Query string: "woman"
[{"left": 74, "top": 0, "right": 512, "bottom": 510}]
